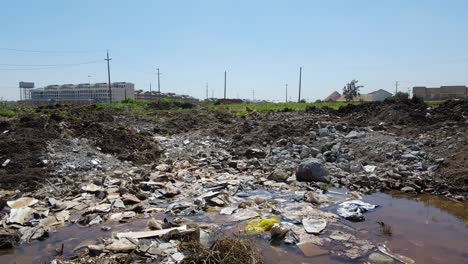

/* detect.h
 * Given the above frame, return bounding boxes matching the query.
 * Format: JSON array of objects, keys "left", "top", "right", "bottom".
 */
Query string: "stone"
[
  {"left": 302, "top": 218, "right": 327, "bottom": 234},
  {"left": 220, "top": 206, "right": 238, "bottom": 215},
  {"left": 105, "top": 238, "right": 138, "bottom": 252},
  {"left": 296, "top": 159, "right": 329, "bottom": 183},
  {"left": 368, "top": 252, "right": 394, "bottom": 263},
  {"left": 401, "top": 186, "right": 416, "bottom": 193},
  {"left": 345, "top": 131, "right": 367, "bottom": 139},
  {"left": 245, "top": 148, "right": 266, "bottom": 159},
  {"left": 147, "top": 219, "right": 164, "bottom": 230},
  {"left": 304, "top": 191, "right": 330, "bottom": 205},
  {"left": 318, "top": 128, "right": 331, "bottom": 137},
  {"left": 329, "top": 230, "right": 354, "bottom": 241},
  {"left": 81, "top": 183, "right": 102, "bottom": 193},
  {"left": 268, "top": 168, "right": 290, "bottom": 183}
]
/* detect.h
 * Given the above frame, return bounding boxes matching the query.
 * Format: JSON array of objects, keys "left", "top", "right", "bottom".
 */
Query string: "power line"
[
  {"left": 0, "top": 47, "right": 104, "bottom": 54},
  {"left": 0, "top": 60, "right": 102, "bottom": 71},
  {"left": 0, "top": 60, "right": 101, "bottom": 67}
]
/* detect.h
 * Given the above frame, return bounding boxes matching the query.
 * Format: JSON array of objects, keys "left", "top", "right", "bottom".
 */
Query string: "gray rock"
[
  {"left": 268, "top": 168, "right": 290, "bottom": 182},
  {"left": 345, "top": 131, "right": 367, "bottom": 139},
  {"left": 401, "top": 186, "right": 416, "bottom": 193},
  {"left": 318, "top": 128, "right": 331, "bottom": 137},
  {"left": 296, "top": 159, "right": 329, "bottom": 183}
]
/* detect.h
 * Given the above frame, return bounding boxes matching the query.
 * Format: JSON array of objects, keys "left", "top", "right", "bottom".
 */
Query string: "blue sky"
[{"left": 1, "top": 0, "right": 468, "bottom": 101}]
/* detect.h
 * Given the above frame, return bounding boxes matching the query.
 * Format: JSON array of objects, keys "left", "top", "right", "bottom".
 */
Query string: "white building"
[{"left": 29, "top": 82, "right": 135, "bottom": 102}]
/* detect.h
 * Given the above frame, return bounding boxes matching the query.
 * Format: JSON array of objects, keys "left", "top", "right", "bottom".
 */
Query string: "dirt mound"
[
  {"left": 336, "top": 97, "right": 429, "bottom": 126},
  {"left": 0, "top": 118, "right": 59, "bottom": 191},
  {"left": 147, "top": 101, "right": 196, "bottom": 110},
  {"left": 154, "top": 109, "right": 237, "bottom": 134},
  {"left": 72, "top": 121, "right": 161, "bottom": 164},
  {"left": 433, "top": 99, "right": 468, "bottom": 122}
]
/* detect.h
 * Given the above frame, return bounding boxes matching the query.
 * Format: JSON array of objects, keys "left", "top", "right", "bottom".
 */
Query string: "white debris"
[
  {"left": 7, "top": 207, "right": 35, "bottom": 225},
  {"left": 116, "top": 225, "right": 188, "bottom": 239},
  {"left": 363, "top": 165, "right": 377, "bottom": 173},
  {"left": 337, "top": 200, "right": 377, "bottom": 222},
  {"left": 302, "top": 218, "right": 327, "bottom": 234},
  {"left": 2, "top": 159, "right": 10, "bottom": 167},
  {"left": 7, "top": 197, "right": 39, "bottom": 209}
]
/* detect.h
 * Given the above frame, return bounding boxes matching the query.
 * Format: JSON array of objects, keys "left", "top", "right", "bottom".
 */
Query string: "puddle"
[{"left": 1, "top": 192, "right": 468, "bottom": 263}]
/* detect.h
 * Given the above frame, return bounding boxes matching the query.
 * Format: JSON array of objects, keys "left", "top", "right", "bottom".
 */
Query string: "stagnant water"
[{"left": 1, "top": 192, "right": 468, "bottom": 264}]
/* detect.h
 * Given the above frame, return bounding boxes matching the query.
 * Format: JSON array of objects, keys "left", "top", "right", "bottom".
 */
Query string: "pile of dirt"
[
  {"left": 72, "top": 121, "right": 161, "bottom": 164},
  {"left": 153, "top": 109, "right": 237, "bottom": 134},
  {"left": 432, "top": 99, "right": 468, "bottom": 122},
  {"left": 336, "top": 97, "right": 429, "bottom": 126},
  {"left": 147, "top": 101, "right": 196, "bottom": 110},
  {"left": 0, "top": 117, "right": 59, "bottom": 191}
]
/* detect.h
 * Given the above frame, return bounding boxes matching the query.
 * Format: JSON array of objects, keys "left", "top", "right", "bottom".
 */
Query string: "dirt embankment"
[{"left": 0, "top": 106, "right": 162, "bottom": 191}]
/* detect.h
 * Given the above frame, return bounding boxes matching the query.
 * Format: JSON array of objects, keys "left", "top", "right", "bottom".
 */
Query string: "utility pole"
[
  {"left": 105, "top": 50, "right": 112, "bottom": 103},
  {"left": 395, "top": 81, "right": 399, "bottom": 94},
  {"left": 156, "top": 68, "right": 161, "bottom": 93},
  {"left": 298, "top": 67, "right": 302, "bottom": 103},
  {"left": 206, "top": 82, "right": 209, "bottom": 100},
  {"left": 285, "top": 84, "right": 288, "bottom": 103},
  {"left": 224, "top": 71, "right": 227, "bottom": 99},
  {"left": 252, "top": 89, "right": 255, "bottom": 101}
]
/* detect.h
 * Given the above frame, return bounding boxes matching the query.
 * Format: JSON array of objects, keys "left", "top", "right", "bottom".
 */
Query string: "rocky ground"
[{"left": 0, "top": 99, "right": 466, "bottom": 263}]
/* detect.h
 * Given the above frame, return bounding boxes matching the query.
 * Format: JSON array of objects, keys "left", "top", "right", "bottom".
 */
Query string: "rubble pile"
[{"left": 1, "top": 100, "right": 467, "bottom": 263}]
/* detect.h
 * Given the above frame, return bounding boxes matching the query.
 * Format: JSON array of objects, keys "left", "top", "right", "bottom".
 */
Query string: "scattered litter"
[
  {"left": 302, "top": 218, "right": 327, "bottom": 234},
  {"left": 337, "top": 200, "right": 377, "bottom": 222}
]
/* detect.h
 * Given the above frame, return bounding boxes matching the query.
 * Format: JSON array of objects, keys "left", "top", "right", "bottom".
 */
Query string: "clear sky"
[{"left": 1, "top": 0, "right": 468, "bottom": 101}]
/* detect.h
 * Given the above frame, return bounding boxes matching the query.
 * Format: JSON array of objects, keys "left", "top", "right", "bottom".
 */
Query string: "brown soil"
[
  {"left": 0, "top": 117, "right": 59, "bottom": 191},
  {"left": 0, "top": 106, "right": 162, "bottom": 191}
]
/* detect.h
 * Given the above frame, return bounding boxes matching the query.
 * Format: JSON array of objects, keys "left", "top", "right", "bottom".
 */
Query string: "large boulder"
[{"left": 296, "top": 159, "right": 329, "bottom": 183}]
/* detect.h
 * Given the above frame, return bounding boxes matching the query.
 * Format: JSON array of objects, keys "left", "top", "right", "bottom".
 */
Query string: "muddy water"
[
  {"left": 357, "top": 192, "right": 468, "bottom": 264},
  {"left": 1, "top": 192, "right": 468, "bottom": 264}
]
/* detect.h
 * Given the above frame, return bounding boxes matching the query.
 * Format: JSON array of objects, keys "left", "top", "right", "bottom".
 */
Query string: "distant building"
[
  {"left": 29, "top": 82, "right": 134, "bottom": 102},
  {"left": 324, "top": 91, "right": 341, "bottom": 101},
  {"left": 413, "top": 86, "right": 468, "bottom": 100},
  {"left": 134, "top": 90, "right": 199, "bottom": 104},
  {"left": 324, "top": 89, "right": 392, "bottom": 102}
]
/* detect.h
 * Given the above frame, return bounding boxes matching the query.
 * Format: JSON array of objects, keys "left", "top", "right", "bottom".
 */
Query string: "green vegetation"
[
  {"left": 0, "top": 102, "right": 34, "bottom": 118},
  {"left": 211, "top": 101, "right": 355, "bottom": 115},
  {"left": 343, "top": 79, "right": 363, "bottom": 102},
  {"left": 425, "top": 100, "right": 445, "bottom": 108}
]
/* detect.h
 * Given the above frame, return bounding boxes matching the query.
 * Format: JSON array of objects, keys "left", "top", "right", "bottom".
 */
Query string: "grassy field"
[{"left": 210, "top": 101, "right": 356, "bottom": 115}]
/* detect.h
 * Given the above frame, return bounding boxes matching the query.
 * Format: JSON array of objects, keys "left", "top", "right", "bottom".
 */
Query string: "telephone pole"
[
  {"left": 156, "top": 68, "right": 161, "bottom": 93},
  {"left": 105, "top": 50, "right": 112, "bottom": 103},
  {"left": 285, "top": 84, "right": 288, "bottom": 103},
  {"left": 298, "top": 67, "right": 302, "bottom": 103},
  {"left": 224, "top": 71, "right": 227, "bottom": 99}
]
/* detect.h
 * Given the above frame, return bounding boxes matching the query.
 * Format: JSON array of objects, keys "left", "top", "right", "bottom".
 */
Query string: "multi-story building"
[
  {"left": 413, "top": 86, "right": 468, "bottom": 100},
  {"left": 29, "top": 82, "right": 134, "bottom": 102}
]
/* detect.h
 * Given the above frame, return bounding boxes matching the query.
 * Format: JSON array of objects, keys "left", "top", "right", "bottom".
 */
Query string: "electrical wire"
[
  {"left": 0, "top": 48, "right": 105, "bottom": 54},
  {"left": 0, "top": 60, "right": 102, "bottom": 71}
]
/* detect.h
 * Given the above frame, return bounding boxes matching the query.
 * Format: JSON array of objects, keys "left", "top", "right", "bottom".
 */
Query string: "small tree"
[
  {"left": 343, "top": 79, "right": 363, "bottom": 102},
  {"left": 394, "top": 91, "right": 409, "bottom": 100}
]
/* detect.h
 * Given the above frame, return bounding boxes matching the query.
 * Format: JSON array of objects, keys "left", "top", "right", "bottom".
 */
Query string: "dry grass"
[{"left": 181, "top": 236, "right": 263, "bottom": 264}]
